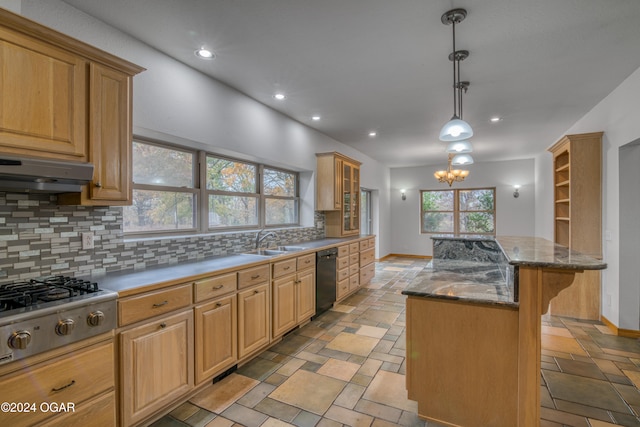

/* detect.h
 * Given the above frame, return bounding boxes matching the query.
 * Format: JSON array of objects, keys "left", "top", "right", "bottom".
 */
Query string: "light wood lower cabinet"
[
  {"left": 272, "top": 255, "right": 316, "bottom": 339},
  {"left": 194, "top": 295, "right": 237, "bottom": 384},
  {"left": 41, "top": 391, "right": 116, "bottom": 427},
  {"left": 238, "top": 283, "right": 270, "bottom": 359},
  {"left": 0, "top": 340, "right": 114, "bottom": 427},
  {"left": 120, "top": 310, "right": 194, "bottom": 427},
  {"left": 296, "top": 268, "right": 316, "bottom": 322}
]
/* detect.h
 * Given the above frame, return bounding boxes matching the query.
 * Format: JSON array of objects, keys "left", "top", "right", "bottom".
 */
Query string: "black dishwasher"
[{"left": 316, "top": 247, "right": 338, "bottom": 316}]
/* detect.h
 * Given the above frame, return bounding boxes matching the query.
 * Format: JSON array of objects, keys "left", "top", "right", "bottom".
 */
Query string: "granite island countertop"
[{"left": 402, "top": 236, "right": 607, "bottom": 307}]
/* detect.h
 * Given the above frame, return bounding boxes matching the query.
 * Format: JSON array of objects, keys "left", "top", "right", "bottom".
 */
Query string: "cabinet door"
[
  {"left": 272, "top": 275, "right": 297, "bottom": 338},
  {"left": 238, "top": 283, "right": 270, "bottom": 359},
  {"left": 296, "top": 269, "right": 316, "bottom": 322},
  {"left": 342, "top": 162, "right": 352, "bottom": 232},
  {"left": 0, "top": 27, "right": 87, "bottom": 159},
  {"left": 351, "top": 166, "right": 360, "bottom": 231},
  {"left": 88, "top": 63, "right": 132, "bottom": 203},
  {"left": 334, "top": 157, "right": 343, "bottom": 209},
  {"left": 194, "top": 295, "right": 237, "bottom": 384},
  {"left": 120, "top": 310, "right": 194, "bottom": 427}
]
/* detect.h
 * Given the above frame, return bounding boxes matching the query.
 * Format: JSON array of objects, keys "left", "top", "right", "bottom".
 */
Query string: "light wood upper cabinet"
[
  {"left": 120, "top": 310, "right": 194, "bottom": 427},
  {"left": 0, "top": 9, "right": 144, "bottom": 205},
  {"left": 0, "top": 25, "right": 87, "bottom": 159},
  {"left": 548, "top": 132, "right": 603, "bottom": 320},
  {"left": 316, "top": 152, "right": 362, "bottom": 237}
]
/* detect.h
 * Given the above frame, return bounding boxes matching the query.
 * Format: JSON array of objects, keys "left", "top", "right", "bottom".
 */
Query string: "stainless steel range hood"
[{"left": 0, "top": 156, "right": 94, "bottom": 193}]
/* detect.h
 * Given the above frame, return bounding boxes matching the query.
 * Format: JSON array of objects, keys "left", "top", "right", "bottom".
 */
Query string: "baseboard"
[
  {"left": 379, "top": 253, "right": 432, "bottom": 261},
  {"left": 601, "top": 315, "right": 640, "bottom": 339}
]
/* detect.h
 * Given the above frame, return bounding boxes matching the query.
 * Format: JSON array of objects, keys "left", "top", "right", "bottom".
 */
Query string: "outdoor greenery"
[
  {"left": 421, "top": 188, "right": 495, "bottom": 234},
  {"left": 124, "top": 142, "right": 299, "bottom": 233}
]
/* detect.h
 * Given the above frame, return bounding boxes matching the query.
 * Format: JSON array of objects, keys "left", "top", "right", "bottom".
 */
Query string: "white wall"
[
  {"left": 536, "top": 65, "right": 640, "bottom": 330},
  {"left": 390, "top": 159, "right": 535, "bottom": 257},
  {"left": 14, "top": 0, "right": 392, "bottom": 258}
]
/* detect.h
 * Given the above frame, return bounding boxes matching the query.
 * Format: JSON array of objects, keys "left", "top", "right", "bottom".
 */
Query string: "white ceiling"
[{"left": 61, "top": 0, "right": 640, "bottom": 167}]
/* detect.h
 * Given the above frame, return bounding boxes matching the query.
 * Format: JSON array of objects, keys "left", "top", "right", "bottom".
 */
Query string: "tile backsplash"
[{"left": 0, "top": 193, "right": 324, "bottom": 281}]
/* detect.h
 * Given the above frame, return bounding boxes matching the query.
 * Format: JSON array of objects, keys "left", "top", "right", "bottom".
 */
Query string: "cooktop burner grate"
[{"left": 0, "top": 276, "right": 101, "bottom": 312}]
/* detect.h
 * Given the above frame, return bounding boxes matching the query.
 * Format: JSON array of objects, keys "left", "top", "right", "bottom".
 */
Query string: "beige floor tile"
[
  {"left": 261, "top": 417, "right": 296, "bottom": 427},
  {"left": 334, "top": 383, "right": 366, "bottom": 409},
  {"left": 592, "top": 358, "right": 625, "bottom": 376},
  {"left": 317, "top": 358, "right": 361, "bottom": 381},
  {"left": 587, "top": 419, "right": 619, "bottom": 427},
  {"left": 190, "top": 373, "right": 259, "bottom": 414},
  {"left": 325, "top": 332, "right": 380, "bottom": 357},
  {"left": 622, "top": 369, "right": 640, "bottom": 388},
  {"left": 276, "top": 358, "right": 307, "bottom": 376},
  {"left": 332, "top": 304, "right": 355, "bottom": 313},
  {"left": 170, "top": 401, "right": 200, "bottom": 421},
  {"left": 356, "top": 325, "right": 388, "bottom": 339},
  {"left": 541, "top": 334, "right": 588, "bottom": 356},
  {"left": 362, "top": 370, "right": 417, "bottom": 412},
  {"left": 324, "top": 405, "right": 374, "bottom": 427},
  {"left": 205, "top": 416, "right": 235, "bottom": 427},
  {"left": 269, "top": 370, "right": 346, "bottom": 415},
  {"left": 358, "top": 309, "right": 400, "bottom": 325},
  {"left": 594, "top": 324, "right": 615, "bottom": 335},
  {"left": 542, "top": 325, "right": 574, "bottom": 338},
  {"left": 358, "top": 358, "right": 383, "bottom": 377}
]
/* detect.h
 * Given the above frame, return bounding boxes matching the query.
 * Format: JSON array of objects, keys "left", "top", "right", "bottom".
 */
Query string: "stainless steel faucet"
[{"left": 255, "top": 229, "right": 278, "bottom": 249}]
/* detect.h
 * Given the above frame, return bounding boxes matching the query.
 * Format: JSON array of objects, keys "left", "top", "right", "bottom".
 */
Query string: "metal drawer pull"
[
  {"left": 284, "top": 266, "right": 290, "bottom": 270},
  {"left": 251, "top": 275, "right": 260, "bottom": 279},
  {"left": 216, "top": 302, "right": 222, "bottom": 307},
  {"left": 160, "top": 323, "right": 167, "bottom": 328},
  {"left": 254, "top": 290, "right": 260, "bottom": 294},
  {"left": 152, "top": 300, "right": 168, "bottom": 308},
  {"left": 51, "top": 380, "right": 75, "bottom": 392},
  {"left": 305, "top": 260, "right": 311, "bottom": 263},
  {"left": 212, "top": 285, "right": 224, "bottom": 290}
]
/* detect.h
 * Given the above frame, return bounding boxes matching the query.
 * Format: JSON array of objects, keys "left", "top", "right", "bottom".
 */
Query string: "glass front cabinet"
[{"left": 316, "top": 152, "right": 362, "bottom": 237}]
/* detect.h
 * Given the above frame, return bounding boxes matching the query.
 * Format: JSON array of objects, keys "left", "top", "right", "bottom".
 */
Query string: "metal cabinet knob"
[{"left": 94, "top": 182, "right": 102, "bottom": 188}]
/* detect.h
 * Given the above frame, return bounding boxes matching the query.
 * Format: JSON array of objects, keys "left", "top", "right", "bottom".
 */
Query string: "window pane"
[
  {"left": 264, "top": 168, "right": 296, "bottom": 196},
  {"left": 124, "top": 190, "right": 195, "bottom": 232},
  {"left": 460, "top": 212, "right": 495, "bottom": 233},
  {"left": 422, "top": 190, "right": 454, "bottom": 211},
  {"left": 206, "top": 157, "right": 256, "bottom": 193},
  {"left": 208, "top": 195, "right": 258, "bottom": 227},
  {"left": 422, "top": 212, "right": 454, "bottom": 233},
  {"left": 459, "top": 189, "right": 494, "bottom": 211},
  {"left": 265, "top": 199, "right": 298, "bottom": 225},
  {"left": 132, "top": 142, "right": 194, "bottom": 187}
]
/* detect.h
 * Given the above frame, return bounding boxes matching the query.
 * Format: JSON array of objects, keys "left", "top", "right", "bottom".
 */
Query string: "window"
[
  {"left": 124, "top": 142, "right": 197, "bottom": 233},
  {"left": 361, "top": 189, "right": 372, "bottom": 235},
  {"left": 124, "top": 140, "right": 299, "bottom": 235},
  {"left": 420, "top": 188, "right": 495, "bottom": 235}
]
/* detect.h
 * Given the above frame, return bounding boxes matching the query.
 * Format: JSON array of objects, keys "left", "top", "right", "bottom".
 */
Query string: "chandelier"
[{"left": 434, "top": 153, "right": 470, "bottom": 187}]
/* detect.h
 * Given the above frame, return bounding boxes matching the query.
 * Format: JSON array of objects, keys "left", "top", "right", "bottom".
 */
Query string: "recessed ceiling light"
[
  {"left": 274, "top": 93, "right": 286, "bottom": 100},
  {"left": 369, "top": 132, "right": 377, "bottom": 137},
  {"left": 311, "top": 115, "right": 321, "bottom": 121},
  {"left": 195, "top": 47, "right": 215, "bottom": 60},
  {"left": 490, "top": 116, "right": 502, "bottom": 123}
]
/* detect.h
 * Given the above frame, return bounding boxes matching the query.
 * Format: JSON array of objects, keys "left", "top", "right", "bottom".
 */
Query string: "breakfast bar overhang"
[{"left": 402, "top": 236, "right": 607, "bottom": 427}]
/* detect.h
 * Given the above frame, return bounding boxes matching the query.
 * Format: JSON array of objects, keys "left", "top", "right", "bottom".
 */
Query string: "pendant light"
[{"left": 439, "top": 9, "right": 473, "bottom": 142}]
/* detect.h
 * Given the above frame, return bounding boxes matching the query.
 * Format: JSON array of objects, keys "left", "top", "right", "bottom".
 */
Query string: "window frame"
[
  {"left": 420, "top": 187, "right": 496, "bottom": 235},
  {"left": 125, "top": 139, "right": 300, "bottom": 236}
]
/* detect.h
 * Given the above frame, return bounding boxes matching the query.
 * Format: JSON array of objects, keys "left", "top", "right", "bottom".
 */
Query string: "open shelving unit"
[{"left": 548, "top": 132, "right": 603, "bottom": 320}]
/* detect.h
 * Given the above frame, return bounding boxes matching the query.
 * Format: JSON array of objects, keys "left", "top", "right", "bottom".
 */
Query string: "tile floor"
[{"left": 152, "top": 257, "right": 640, "bottom": 427}]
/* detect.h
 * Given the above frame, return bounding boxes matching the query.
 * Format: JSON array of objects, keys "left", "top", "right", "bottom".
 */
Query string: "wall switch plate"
[{"left": 82, "top": 232, "right": 94, "bottom": 249}]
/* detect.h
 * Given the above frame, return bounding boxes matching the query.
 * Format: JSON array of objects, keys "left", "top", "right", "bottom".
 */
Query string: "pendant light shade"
[
  {"left": 451, "top": 153, "right": 474, "bottom": 165},
  {"left": 439, "top": 118, "right": 473, "bottom": 142},
  {"left": 446, "top": 140, "right": 473, "bottom": 153}
]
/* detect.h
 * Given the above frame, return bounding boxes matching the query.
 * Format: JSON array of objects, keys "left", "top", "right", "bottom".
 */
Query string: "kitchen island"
[{"left": 403, "top": 236, "right": 606, "bottom": 427}]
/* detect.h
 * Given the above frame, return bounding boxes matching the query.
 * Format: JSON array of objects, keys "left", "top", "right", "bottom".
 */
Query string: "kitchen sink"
[
  {"left": 243, "top": 249, "right": 287, "bottom": 256},
  {"left": 275, "top": 246, "right": 306, "bottom": 252}
]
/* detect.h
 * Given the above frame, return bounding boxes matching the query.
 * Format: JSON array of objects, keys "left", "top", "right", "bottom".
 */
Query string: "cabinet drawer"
[
  {"left": 349, "top": 253, "right": 359, "bottom": 265},
  {"left": 272, "top": 258, "right": 297, "bottom": 279},
  {"left": 1, "top": 341, "right": 114, "bottom": 427},
  {"left": 337, "top": 267, "right": 350, "bottom": 282},
  {"left": 42, "top": 390, "right": 115, "bottom": 427},
  {"left": 349, "top": 242, "right": 360, "bottom": 254},
  {"left": 359, "top": 239, "right": 369, "bottom": 251},
  {"left": 337, "top": 256, "right": 349, "bottom": 270},
  {"left": 360, "top": 263, "right": 375, "bottom": 285},
  {"left": 297, "top": 253, "right": 315, "bottom": 271},
  {"left": 368, "top": 237, "right": 376, "bottom": 247},
  {"left": 238, "top": 264, "right": 270, "bottom": 289},
  {"left": 337, "top": 245, "right": 349, "bottom": 257},
  {"left": 349, "top": 263, "right": 360, "bottom": 276},
  {"left": 119, "top": 284, "right": 192, "bottom": 326},
  {"left": 337, "top": 278, "right": 350, "bottom": 300},
  {"left": 194, "top": 272, "right": 237, "bottom": 303},
  {"left": 360, "top": 248, "right": 375, "bottom": 266},
  {"left": 349, "top": 274, "right": 359, "bottom": 290}
]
